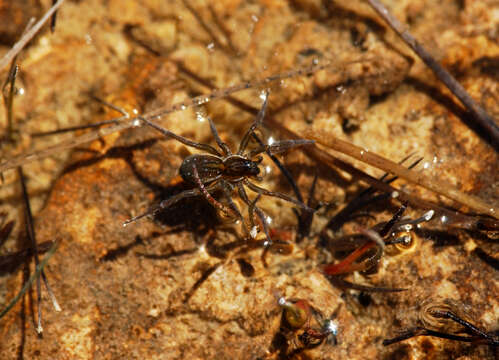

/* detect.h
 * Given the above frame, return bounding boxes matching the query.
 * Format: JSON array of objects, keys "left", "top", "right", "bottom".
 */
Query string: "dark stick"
[
  {"left": 50, "top": 0, "right": 58, "bottom": 32},
  {"left": 2, "top": 62, "right": 18, "bottom": 139},
  {"left": 365, "top": 0, "right": 499, "bottom": 148},
  {"left": 18, "top": 166, "right": 61, "bottom": 334},
  {"left": 181, "top": 0, "right": 228, "bottom": 54}
]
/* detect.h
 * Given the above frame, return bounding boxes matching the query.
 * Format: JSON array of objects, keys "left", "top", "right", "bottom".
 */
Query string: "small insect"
[
  {"left": 273, "top": 293, "right": 339, "bottom": 357},
  {"left": 322, "top": 203, "right": 434, "bottom": 292},
  {"left": 123, "top": 92, "right": 314, "bottom": 246},
  {"left": 383, "top": 298, "right": 499, "bottom": 347}
]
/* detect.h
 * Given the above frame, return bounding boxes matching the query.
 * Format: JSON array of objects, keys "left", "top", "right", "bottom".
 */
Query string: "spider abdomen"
[{"left": 180, "top": 154, "right": 224, "bottom": 184}]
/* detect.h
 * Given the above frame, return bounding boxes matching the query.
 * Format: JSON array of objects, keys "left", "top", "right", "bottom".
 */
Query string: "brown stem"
[
  {"left": 305, "top": 128, "right": 498, "bottom": 218},
  {"left": 365, "top": 0, "right": 499, "bottom": 148}
]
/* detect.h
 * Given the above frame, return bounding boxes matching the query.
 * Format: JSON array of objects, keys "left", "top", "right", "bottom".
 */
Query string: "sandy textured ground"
[{"left": 0, "top": 0, "right": 498, "bottom": 359}]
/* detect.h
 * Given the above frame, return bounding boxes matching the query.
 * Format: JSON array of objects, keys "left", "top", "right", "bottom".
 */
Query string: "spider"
[{"left": 123, "top": 92, "right": 314, "bottom": 246}]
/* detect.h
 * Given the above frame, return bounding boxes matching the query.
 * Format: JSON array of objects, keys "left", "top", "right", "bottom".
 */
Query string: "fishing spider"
[{"left": 123, "top": 92, "right": 314, "bottom": 246}]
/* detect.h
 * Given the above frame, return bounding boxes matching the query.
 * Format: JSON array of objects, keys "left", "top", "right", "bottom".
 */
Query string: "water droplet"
[
  {"left": 251, "top": 14, "right": 259, "bottom": 22},
  {"left": 402, "top": 224, "right": 412, "bottom": 231},
  {"left": 265, "top": 165, "right": 272, "bottom": 175},
  {"left": 324, "top": 320, "right": 338, "bottom": 335},
  {"left": 207, "top": 42, "right": 215, "bottom": 51},
  {"left": 85, "top": 33, "right": 93, "bottom": 45},
  {"left": 335, "top": 85, "right": 346, "bottom": 94},
  {"left": 180, "top": 105, "right": 186, "bottom": 110},
  {"left": 266, "top": 216, "right": 273, "bottom": 225},
  {"left": 267, "top": 136, "right": 275, "bottom": 145},
  {"left": 424, "top": 210, "right": 435, "bottom": 221},
  {"left": 18, "top": 87, "right": 25, "bottom": 95},
  {"left": 250, "top": 226, "right": 258, "bottom": 239},
  {"left": 196, "top": 111, "right": 206, "bottom": 122},
  {"left": 391, "top": 191, "right": 399, "bottom": 198}
]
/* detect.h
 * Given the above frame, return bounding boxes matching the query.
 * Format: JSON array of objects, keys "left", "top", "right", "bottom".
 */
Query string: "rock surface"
[{"left": 0, "top": 1, "right": 498, "bottom": 359}]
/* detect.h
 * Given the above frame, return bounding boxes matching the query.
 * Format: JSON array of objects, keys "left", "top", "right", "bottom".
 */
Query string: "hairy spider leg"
[
  {"left": 139, "top": 117, "right": 222, "bottom": 156},
  {"left": 247, "top": 139, "right": 315, "bottom": 158},
  {"left": 191, "top": 163, "right": 234, "bottom": 219},
  {"left": 218, "top": 179, "right": 252, "bottom": 235},
  {"left": 238, "top": 90, "right": 269, "bottom": 155},
  {"left": 32, "top": 95, "right": 131, "bottom": 137},
  {"left": 237, "top": 183, "right": 261, "bottom": 234},
  {"left": 123, "top": 184, "right": 218, "bottom": 226},
  {"left": 206, "top": 116, "right": 232, "bottom": 155},
  {"left": 247, "top": 194, "right": 262, "bottom": 230},
  {"left": 244, "top": 179, "right": 314, "bottom": 211},
  {"left": 236, "top": 183, "right": 275, "bottom": 267}
]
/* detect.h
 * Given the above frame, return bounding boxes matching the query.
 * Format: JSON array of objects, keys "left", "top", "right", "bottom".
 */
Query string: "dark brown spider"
[{"left": 123, "top": 92, "right": 314, "bottom": 246}]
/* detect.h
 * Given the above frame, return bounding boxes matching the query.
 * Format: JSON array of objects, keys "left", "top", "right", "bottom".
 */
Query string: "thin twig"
[
  {"left": 0, "top": 58, "right": 368, "bottom": 173},
  {"left": 0, "top": 0, "right": 66, "bottom": 71},
  {"left": 365, "top": 0, "right": 499, "bottom": 148},
  {"left": 305, "top": 129, "right": 498, "bottom": 218},
  {"left": 18, "top": 168, "right": 61, "bottom": 333},
  {"left": 0, "top": 241, "right": 58, "bottom": 320}
]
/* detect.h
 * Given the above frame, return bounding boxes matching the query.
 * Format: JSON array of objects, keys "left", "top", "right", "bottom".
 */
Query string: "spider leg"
[
  {"left": 237, "top": 90, "right": 269, "bottom": 155},
  {"left": 139, "top": 117, "right": 222, "bottom": 156},
  {"left": 206, "top": 116, "right": 232, "bottom": 155},
  {"left": 218, "top": 180, "right": 252, "bottom": 237},
  {"left": 123, "top": 187, "right": 204, "bottom": 226},
  {"left": 247, "top": 139, "right": 314, "bottom": 158},
  {"left": 237, "top": 183, "right": 274, "bottom": 267},
  {"left": 237, "top": 183, "right": 260, "bottom": 232},
  {"left": 191, "top": 164, "right": 235, "bottom": 219},
  {"left": 244, "top": 179, "right": 313, "bottom": 211}
]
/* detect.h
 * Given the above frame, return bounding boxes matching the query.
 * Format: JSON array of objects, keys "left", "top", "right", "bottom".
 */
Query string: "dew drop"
[
  {"left": 250, "top": 226, "right": 258, "bottom": 239},
  {"left": 424, "top": 210, "right": 435, "bottom": 221}
]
